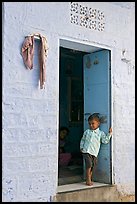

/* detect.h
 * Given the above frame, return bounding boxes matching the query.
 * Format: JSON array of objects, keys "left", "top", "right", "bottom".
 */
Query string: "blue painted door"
[{"left": 83, "top": 49, "right": 111, "bottom": 184}]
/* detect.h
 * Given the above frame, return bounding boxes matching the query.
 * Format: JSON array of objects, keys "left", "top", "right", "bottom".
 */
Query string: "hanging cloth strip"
[{"left": 21, "top": 33, "right": 48, "bottom": 89}]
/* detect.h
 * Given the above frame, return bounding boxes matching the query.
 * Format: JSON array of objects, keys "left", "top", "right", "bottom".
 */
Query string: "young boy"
[{"left": 80, "top": 114, "right": 112, "bottom": 186}]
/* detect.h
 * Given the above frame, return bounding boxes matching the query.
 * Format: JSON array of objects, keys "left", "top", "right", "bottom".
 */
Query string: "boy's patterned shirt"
[{"left": 80, "top": 128, "right": 112, "bottom": 157}]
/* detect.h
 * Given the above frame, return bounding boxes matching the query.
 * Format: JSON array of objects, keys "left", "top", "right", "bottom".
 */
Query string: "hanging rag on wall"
[{"left": 21, "top": 33, "right": 48, "bottom": 89}]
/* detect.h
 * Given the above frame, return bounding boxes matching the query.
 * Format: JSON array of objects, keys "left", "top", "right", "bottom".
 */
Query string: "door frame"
[{"left": 58, "top": 37, "right": 114, "bottom": 185}]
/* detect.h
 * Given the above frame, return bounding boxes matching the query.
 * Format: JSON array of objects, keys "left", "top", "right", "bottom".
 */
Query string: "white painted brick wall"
[{"left": 2, "top": 2, "right": 135, "bottom": 201}]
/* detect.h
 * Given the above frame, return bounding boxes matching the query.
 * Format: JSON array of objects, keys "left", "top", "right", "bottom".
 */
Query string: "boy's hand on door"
[{"left": 109, "top": 127, "right": 112, "bottom": 135}]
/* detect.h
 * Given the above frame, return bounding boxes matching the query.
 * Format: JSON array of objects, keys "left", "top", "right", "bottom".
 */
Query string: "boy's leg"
[
  {"left": 90, "top": 167, "right": 93, "bottom": 183},
  {"left": 90, "top": 156, "right": 97, "bottom": 182},
  {"left": 83, "top": 153, "right": 94, "bottom": 185},
  {"left": 86, "top": 167, "right": 93, "bottom": 186}
]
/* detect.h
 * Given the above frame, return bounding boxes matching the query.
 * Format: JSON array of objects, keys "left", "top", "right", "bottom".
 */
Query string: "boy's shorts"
[{"left": 82, "top": 153, "right": 97, "bottom": 169}]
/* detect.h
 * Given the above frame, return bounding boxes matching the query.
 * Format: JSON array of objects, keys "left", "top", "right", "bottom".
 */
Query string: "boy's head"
[
  {"left": 59, "top": 127, "right": 69, "bottom": 140},
  {"left": 88, "top": 114, "right": 100, "bottom": 130}
]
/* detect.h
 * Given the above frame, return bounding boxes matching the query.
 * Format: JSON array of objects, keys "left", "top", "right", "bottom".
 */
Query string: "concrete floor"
[{"left": 58, "top": 164, "right": 83, "bottom": 185}]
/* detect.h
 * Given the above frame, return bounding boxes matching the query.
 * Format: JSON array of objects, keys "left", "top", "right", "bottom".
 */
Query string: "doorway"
[
  {"left": 58, "top": 41, "right": 112, "bottom": 186},
  {"left": 58, "top": 47, "right": 85, "bottom": 185}
]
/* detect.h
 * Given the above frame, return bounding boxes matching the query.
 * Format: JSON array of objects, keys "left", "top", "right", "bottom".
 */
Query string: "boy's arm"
[
  {"left": 101, "top": 127, "right": 112, "bottom": 144},
  {"left": 80, "top": 131, "right": 87, "bottom": 151}
]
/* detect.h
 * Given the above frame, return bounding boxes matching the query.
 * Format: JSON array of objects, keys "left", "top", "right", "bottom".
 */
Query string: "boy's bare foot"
[{"left": 86, "top": 180, "right": 93, "bottom": 186}]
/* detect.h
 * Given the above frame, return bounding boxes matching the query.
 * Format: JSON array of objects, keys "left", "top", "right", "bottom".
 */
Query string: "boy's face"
[{"left": 88, "top": 119, "right": 100, "bottom": 130}]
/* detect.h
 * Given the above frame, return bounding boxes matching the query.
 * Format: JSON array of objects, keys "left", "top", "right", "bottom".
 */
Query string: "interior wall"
[{"left": 59, "top": 48, "right": 84, "bottom": 153}]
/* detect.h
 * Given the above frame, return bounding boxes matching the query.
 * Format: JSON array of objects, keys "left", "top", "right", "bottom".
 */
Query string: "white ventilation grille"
[{"left": 70, "top": 2, "right": 105, "bottom": 31}]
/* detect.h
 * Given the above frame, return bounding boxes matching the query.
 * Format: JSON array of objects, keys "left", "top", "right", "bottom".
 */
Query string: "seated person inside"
[{"left": 59, "top": 127, "right": 72, "bottom": 166}]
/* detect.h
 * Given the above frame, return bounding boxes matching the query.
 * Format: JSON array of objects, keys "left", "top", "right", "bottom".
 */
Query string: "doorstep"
[
  {"left": 57, "top": 181, "right": 110, "bottom": 193},
  {"left": 54, "top": 182, "right": 120, "bottom": 202}
]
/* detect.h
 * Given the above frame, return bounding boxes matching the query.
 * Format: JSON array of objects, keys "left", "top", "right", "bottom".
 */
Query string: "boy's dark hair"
[
  {"left": 60, "top": 126, "right": 69, "bottom": 134},
  {"left": 88, "top": 113, "right": 107, "bottom": 123},
  {"left": 88, "top": 113, "right": 100, "bottom": 122}
]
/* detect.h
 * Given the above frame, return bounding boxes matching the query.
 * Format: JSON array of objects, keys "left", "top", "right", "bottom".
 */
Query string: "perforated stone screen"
[{"left": 70, "top": 2, "right": 105, "bottom": 31}]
